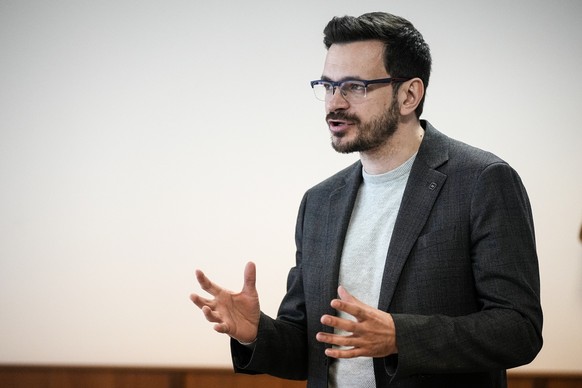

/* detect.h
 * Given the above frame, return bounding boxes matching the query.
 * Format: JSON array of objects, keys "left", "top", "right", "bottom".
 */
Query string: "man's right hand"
[{"left": 190, "top": 261, "right": 260, "bottom": 344}]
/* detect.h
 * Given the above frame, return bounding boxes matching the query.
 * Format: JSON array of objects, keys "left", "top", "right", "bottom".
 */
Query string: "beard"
[{"left": 329, "top": 98, "right": 400, "bottom": 154}]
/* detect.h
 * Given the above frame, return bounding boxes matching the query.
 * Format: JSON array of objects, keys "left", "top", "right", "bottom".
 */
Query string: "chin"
[{"left": 331, "top": 139, "right": 358, "bottom": 154}]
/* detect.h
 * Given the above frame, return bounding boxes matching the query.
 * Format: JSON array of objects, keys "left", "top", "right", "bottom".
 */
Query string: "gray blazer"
[{"left": 232, "top": 121, "right": 543, "bottom": 388}]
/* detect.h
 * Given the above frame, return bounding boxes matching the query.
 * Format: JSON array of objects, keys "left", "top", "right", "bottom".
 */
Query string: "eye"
[
  {"left": 344, "top": 81, "right": 366, "bottom": 92},
  {"left": 325, "top": 83, "right": 335, "bottom": 91}
]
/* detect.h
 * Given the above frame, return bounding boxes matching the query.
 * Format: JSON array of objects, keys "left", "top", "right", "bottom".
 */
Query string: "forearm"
[
  {"left": 390, "top": 308, "right": 542, "bottom": 377},
  {"left": 232, "top": 312, "right": 308, "bottom": 380}
]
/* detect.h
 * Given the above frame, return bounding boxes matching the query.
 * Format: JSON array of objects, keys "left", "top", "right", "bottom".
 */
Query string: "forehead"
[{"left": 323, "top": 40, "right": 387, "bottom": 80}]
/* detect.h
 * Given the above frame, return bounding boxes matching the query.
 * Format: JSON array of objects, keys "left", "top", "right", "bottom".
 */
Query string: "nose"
[{"left": 326, "top": 86, "right": 350, "bottom": 113}]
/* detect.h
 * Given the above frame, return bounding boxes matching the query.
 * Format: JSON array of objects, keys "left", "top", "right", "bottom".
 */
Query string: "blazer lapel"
[
  {"left": 321, "top": 162, "right": 362, "bottom": 325},
  {"left": 378, "top": 122, "right": 449, "bottom": 312}
]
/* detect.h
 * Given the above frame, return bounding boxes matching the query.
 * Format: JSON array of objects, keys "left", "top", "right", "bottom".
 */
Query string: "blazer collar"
[
  {"left": 416, "top": 120, "right": 450, "bottom": 170},
  {"left": 377, "top": 120, "right": 450, "bottom": 311}
]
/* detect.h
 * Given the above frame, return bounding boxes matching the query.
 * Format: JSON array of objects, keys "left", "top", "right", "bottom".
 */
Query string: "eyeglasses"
[{"left": 310, "top": 77, "right": 411, "bottom": 102}]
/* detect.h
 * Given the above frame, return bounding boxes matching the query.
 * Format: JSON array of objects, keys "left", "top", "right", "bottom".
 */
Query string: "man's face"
[{"left": 322, "top": 40, "right": 400, "bottom": 154}]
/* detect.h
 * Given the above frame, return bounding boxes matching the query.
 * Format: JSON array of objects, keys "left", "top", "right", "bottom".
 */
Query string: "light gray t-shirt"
[{"left": 329, "top": 154, "right": 416, "bottom": 388}]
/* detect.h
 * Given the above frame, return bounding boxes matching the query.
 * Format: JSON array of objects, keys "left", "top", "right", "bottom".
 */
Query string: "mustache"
[{"left": 326, "top": 111, "right": 360, "bottom": 124}]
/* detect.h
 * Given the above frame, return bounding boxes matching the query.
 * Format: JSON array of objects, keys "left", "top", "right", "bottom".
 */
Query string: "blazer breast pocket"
[{"left": 416, "top": 226, "right": 458, "bottom": 251}]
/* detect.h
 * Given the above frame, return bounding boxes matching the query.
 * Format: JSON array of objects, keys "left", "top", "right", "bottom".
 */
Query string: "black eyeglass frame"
[{"left": 310, "top": 77, "right": 412, "bottom": 100}]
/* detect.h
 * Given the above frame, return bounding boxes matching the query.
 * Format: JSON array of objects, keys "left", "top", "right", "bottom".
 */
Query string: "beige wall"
[{"left": 0, "top": 0, "right": 581, "bottom": 374}]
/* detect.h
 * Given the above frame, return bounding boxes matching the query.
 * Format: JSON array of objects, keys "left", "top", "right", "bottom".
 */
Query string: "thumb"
[{"left": 242, "top": 261, "right": 257, "bottom": 294}]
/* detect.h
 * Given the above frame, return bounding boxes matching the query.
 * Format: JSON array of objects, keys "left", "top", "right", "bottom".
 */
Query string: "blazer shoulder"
[
  {"left": 423, "top": 121, "right": 507, "bottom": 173},
  {"left": 448, "top": 137, "right": 505, "bottom": 170}
]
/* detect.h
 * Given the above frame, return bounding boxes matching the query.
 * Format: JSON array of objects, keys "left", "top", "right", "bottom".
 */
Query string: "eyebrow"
[{"left": 320, "top": 75, "right": 365, "bottom": 82}]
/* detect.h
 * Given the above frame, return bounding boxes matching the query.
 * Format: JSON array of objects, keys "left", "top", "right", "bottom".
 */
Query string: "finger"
[
  {"left": 213, "top": 322, "right": 230, "bottom": 334},
  {"left": 201, "top": 307, "right": 231, "bottom": 334},
  {"left": 330, "top": 298, "right": 365, "bottom": 320},
  {"left": 332, "top": 287, "right": 366, "bottom": 319},
  {"left": 315, "top": 332, "right": 367, "bottom": 359},
  {"left": 190, "top": 293, "right": 212, "bottom": 309},
  {"left": 321, "top": 314, "right": 357, "bottom": 333},
  {"left": 324, "top": 346, "right": 364, "bottom": 359},
  {"left": 195, "top": 269, "right": 221, "bottom": 295},
  {"left": 337, "top": 285, "right": 357, "bottom": 302},
  {"left": 316, "top": 331, "right": 353, "bottom": 347},
  {"left": 242, "top": 261, "right": 257, "bottom": 294},
  {"left": 201, "top": 305, "right": 223, "bottom": 324}
]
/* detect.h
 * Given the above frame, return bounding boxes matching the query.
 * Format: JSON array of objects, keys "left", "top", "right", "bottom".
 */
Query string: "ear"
[{"left": 399, "top": 78, "right": 425, "bottom": 117}]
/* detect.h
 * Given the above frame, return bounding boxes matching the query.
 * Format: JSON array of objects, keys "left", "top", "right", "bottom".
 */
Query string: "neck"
[{"left": 360, "top": 119, "right": 424, "bottom": 175}]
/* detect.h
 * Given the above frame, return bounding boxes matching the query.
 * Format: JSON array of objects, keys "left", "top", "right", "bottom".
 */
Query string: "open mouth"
[
  {"left": 327, "top": 119, "right": 353, "bottom": 134},
  {"left": 329, "top": 120, "right": 347, "bottom": 127}
]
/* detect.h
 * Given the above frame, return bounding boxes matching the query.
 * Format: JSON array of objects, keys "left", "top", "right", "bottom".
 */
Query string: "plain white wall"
[{"left": 1, "top": 0, "right": 581, "bottom": 373}]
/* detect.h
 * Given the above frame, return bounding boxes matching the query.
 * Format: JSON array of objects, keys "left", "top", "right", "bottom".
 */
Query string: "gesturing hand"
[
  {"left": 315, "top": 286, "right": 398, "bottom": 358},
  {"left": 190, "top": 261, "right": 260, "bottom": 344}
]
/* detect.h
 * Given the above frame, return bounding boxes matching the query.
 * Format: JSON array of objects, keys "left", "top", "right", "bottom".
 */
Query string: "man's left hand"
[{"left": 315, "top": 286, "right": 398, "bottom": 358}]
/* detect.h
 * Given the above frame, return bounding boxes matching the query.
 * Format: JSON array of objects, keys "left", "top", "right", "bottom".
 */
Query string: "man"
[{"left": 191, "top": 12, "right": 543, "bottom": 388}]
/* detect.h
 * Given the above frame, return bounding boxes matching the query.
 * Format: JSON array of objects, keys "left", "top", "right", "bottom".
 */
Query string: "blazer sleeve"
[
  {"left": 389, "top": 161, "right": 543, "bottom": 378},
  {"left": 231, "top": 310, "right": 307, "bottom": 380}
]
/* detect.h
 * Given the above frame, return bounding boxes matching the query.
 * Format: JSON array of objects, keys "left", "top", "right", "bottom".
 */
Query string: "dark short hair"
[{"left": 323, "top": 12, "right": 432, "bottom": 118}]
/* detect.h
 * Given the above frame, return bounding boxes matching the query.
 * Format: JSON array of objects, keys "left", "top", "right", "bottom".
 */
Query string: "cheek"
[{"left": 368, "top": 101, "right": 394, "bottom": 120}]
